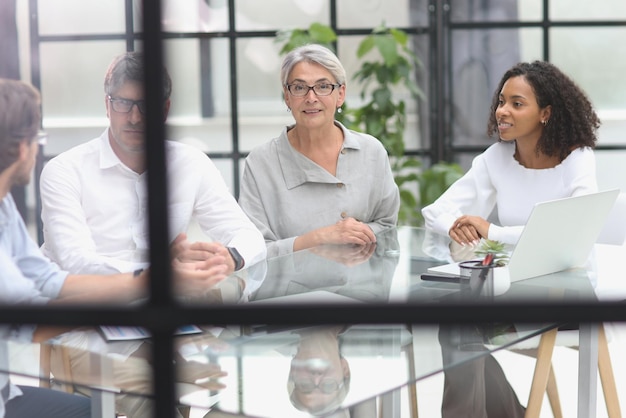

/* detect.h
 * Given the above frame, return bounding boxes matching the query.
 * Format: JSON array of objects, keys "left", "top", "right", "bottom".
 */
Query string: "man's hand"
[
  {"left": 176, "top": 360, "right": 228, "bottom": 391},
  {"left": 171, "top": 233, "right": 236, "bottom": 274},
  {"left": 170, "top": 233, "right": 237, "bottom": 296}
]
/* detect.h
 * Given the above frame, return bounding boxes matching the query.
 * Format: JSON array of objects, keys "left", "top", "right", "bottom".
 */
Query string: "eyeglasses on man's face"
[
  {"left": 108, "top": 96, "right": 147, "bottom": 114},
  {"left": 286, "top": 82, "right": 341, "bottom": 97},
  {"left": 35, "top": 130, "right": 48, "bottom": 146}
]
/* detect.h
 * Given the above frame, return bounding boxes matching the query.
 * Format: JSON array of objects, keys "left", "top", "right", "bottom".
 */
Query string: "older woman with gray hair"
[{"left": 239, "top": 44, "right": 399, "bottom": 259}]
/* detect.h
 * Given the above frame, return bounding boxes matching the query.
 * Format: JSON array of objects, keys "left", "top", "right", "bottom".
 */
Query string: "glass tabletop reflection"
[{"left": 3, "top": 226, "right": 601, "bottom": 417}]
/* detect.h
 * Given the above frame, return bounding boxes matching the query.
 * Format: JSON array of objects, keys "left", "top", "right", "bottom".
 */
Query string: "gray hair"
[
  {"left": 280, "top": 44, "right": 346, "bottom": 87},
  {"left": 104, "top": 51, "right": 172, "bottom": 100}
]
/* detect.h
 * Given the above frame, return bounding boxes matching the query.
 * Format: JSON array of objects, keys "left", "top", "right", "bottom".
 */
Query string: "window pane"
[
  {"left": 551, "top": 27, "right": 626, "bottom": 112},
  {"left": 236, "top": 37, "right": 283, "bottom": 118},
  {"left": 40, "top": 41, "right": 126, "bottom": 123},
  {"left": 450, "top": 28, "right": 543, "bottom": 146},
  {"left": 234, "top": 0, "right": 329, "bottom": 31},
  {"left": 165, "top": 39, "right": 203, "bottom": 119},
  {"left": 236, "top": 37, "right": 291, "bottom": 151},
  {"left": 550, "top": 0, "right": 626, "bottom": 20},
  {"left": 597, "top": 151, "right": 626, "bottom": 192},
  {"left": 165, "top": 38, "right": 233, "bottom": 153},
  {"left": 160, "top": 0, "right": 241, "bottom": 33},
  {"left": 449, "top": 0, "right": 543, "bottom": 23},
  {"left": 37, "top": 0, "right": 127, "bottom": 35},
  {"left": 337, "top": 0, "right": 413, "bottom": 28}
]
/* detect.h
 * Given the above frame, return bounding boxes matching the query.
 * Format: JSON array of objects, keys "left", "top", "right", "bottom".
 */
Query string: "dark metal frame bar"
[{"left": 5, "top": 2, "right": 626, "bottom": 417}]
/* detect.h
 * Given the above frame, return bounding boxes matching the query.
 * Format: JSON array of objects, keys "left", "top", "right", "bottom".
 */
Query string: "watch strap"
[{"left": 227, "top": 247, "right": 245, "bottom": 271}]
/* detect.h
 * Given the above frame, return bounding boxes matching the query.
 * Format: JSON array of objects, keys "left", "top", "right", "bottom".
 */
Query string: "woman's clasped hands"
[
  {"left": 449, "top": 215, "right": 490, "bottom": 246},
  {"left": 307, "top": 217, "right": 377, "bottom": 266},
  {"left": 324, "top": 217, "right": 376, "bottom": 246}
]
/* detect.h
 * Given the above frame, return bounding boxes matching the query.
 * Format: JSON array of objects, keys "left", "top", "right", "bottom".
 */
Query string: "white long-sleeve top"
[
  {"left": 421, "top": 141, "right": 598, "bottom": 245},
  {"left": 40, "top": 129, "right": 266, "bottom": 274}
]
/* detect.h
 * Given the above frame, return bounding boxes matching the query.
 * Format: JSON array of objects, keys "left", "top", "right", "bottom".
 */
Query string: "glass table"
[{"left": 3, "top": 226, "right": 605, "bottom": 417}]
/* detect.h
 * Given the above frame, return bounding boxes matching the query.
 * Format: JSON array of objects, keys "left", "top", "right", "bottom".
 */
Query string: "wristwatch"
[{"left": 227, "top": 247, "right": 245, "bottom": 271}]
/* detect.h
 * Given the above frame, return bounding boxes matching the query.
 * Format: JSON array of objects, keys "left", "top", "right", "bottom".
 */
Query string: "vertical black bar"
[
  {"left": 141, "top": 1, "right": 176, "bottom": 417},
  {"left": 429, "top": 0, "right": 446, "bottom": 163},
  {"left": 442, "top": 0, "right": 452, "bottom": 162},
  {"left": 228, "top": 0, "right": 241, "bottom": 199},
  {"left": 28, "top": 0, "right": 46, "bottom": 245},
  {"left": 143, "top": 0, "right": 171, "bottom": 306},
  {"left": 125, "top": 0, "right": 135, "bottom": 51},
  {"left": 200, "top": 39, "right": 215, "bottom": 118},
  {"left": 542, "top": 0, "right": 550, "bottom": 60},
  {"left": 329, "top": 0, "right": 338, "bottom": 53}
]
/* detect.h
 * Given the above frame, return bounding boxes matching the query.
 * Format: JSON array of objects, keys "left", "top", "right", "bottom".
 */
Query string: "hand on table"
[
  {"left": 171, "top": 233, "right": 236, "bottom": 274},
  {"left": 176, "top": 360, "right": 228, "bottom": 391},
  {"left": 320, "top": 217, "right": 376, "bottom": 246},
  {"left": 170, "top": 233, "right": 234, "bottom": 295},
  {"left": 449, "top": 215, "right": 490, "bottom": 246}
]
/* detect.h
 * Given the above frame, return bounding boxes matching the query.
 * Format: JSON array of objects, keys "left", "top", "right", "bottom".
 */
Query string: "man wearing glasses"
[
  {"left": 0, "top": 76, "right": 232, "bottom": 417},
  {"left": 38, "top": 51, "right": 266, "bottom": 418},
  {"left": 40, "top": 51, "right": 264, "bottom": 277}
]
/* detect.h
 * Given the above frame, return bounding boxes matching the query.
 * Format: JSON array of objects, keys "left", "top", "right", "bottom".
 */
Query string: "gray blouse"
[{"left": 239, "top": 121, "right": 400, "bottom": 258}]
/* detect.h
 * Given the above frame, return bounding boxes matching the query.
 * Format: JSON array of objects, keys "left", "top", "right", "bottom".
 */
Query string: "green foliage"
[
  {"left": 276, "top": 23, "right": 337, "bottom": 54},
  {"left": 474, "top": 239, "right": 510, "bottom": 267},
  {"left": 414, "top": 162, "right": 464, "bottom": 225},
  {"left": 275, "top": 22, "right": 464, "bottom": 226}
]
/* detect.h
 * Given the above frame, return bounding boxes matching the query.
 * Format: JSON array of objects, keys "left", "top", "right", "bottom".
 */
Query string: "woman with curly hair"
[
  {"left": 423, "top": 61, "right": 601, "bottom": 418},
  {"left": 422, "top": 60, "right": 600, "bottom": 247}
]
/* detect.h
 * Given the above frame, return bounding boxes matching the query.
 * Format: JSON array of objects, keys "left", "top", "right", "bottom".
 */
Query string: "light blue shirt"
[
  {"left": 0, "top": 195, "right": 67, "bottom": 413},
  {"left": 0, "top": 194, "right": 68, "bottom": 303}
]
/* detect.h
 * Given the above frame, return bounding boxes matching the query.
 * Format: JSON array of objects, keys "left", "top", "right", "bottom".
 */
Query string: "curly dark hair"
[{"left": 487, "top": 61, "right": 599, "bottom": 162}]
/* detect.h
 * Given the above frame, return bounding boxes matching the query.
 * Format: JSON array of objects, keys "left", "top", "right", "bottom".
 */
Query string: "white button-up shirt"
[{"left": 40, "top": 129, "right": 266, "bottom": 274}]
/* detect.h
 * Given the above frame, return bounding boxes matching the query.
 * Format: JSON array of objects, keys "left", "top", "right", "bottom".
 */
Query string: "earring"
[
  {"left": 287, "top": 107, "right": 291, "bottom": 112},
  {"left": 541, "top": 120, "right": 548, "bottom": 126},
  {"left": 337, "top": 107, "right": 342, "bottom": 114}
]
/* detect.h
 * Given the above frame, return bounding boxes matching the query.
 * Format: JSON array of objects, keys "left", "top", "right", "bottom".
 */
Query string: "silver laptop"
[
  {"left": 427, "top": 189, "right": 620, "bottom": 282},
  {"left": 506, "top": 189, "right": 619, "bottom": 282}
]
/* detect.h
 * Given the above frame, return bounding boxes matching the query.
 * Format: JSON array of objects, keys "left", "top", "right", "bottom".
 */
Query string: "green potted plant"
[
  {"left": 458, "top": 239, "right": 510, "bottom": 277},
  {"left": 473, "top": 239, "right": 510, "bottom": 267}
]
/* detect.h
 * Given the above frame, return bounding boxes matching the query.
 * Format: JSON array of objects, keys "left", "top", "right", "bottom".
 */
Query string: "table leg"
[
  {"left": 578, "top": 323, "right": 598, "bottom": 418},
  {"left": 90, "top": 351, "right": 116, "bottom": 418}
]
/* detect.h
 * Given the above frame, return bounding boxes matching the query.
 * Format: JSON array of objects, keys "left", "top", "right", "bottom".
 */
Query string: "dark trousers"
[
  {"left": 439, "top": 326, "right": 526, "bottom": 418},
  {"left": 5, "top": 385, "right": 91, "bottom": 418}
]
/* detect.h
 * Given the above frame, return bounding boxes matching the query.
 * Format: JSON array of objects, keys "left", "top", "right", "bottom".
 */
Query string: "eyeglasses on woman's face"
[{"left": 286, "top": 82, "right": 341, "bottom": 97}]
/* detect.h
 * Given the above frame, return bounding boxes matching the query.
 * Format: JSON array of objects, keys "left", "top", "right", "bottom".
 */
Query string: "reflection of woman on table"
[
  {"left": 287, "top": 326, "right": 351, "bottom": 417},
  {"left": 239, "top": 44, "right": 399, "bottom": 260}
]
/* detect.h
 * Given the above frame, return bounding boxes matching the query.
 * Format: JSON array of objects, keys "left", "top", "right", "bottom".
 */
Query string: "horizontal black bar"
[
  {"left": 1, "top": 302, "right": 625, "bottom": 327},
  {"left": 449, "top": 20, "right": 626, "bottom": 29}
]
